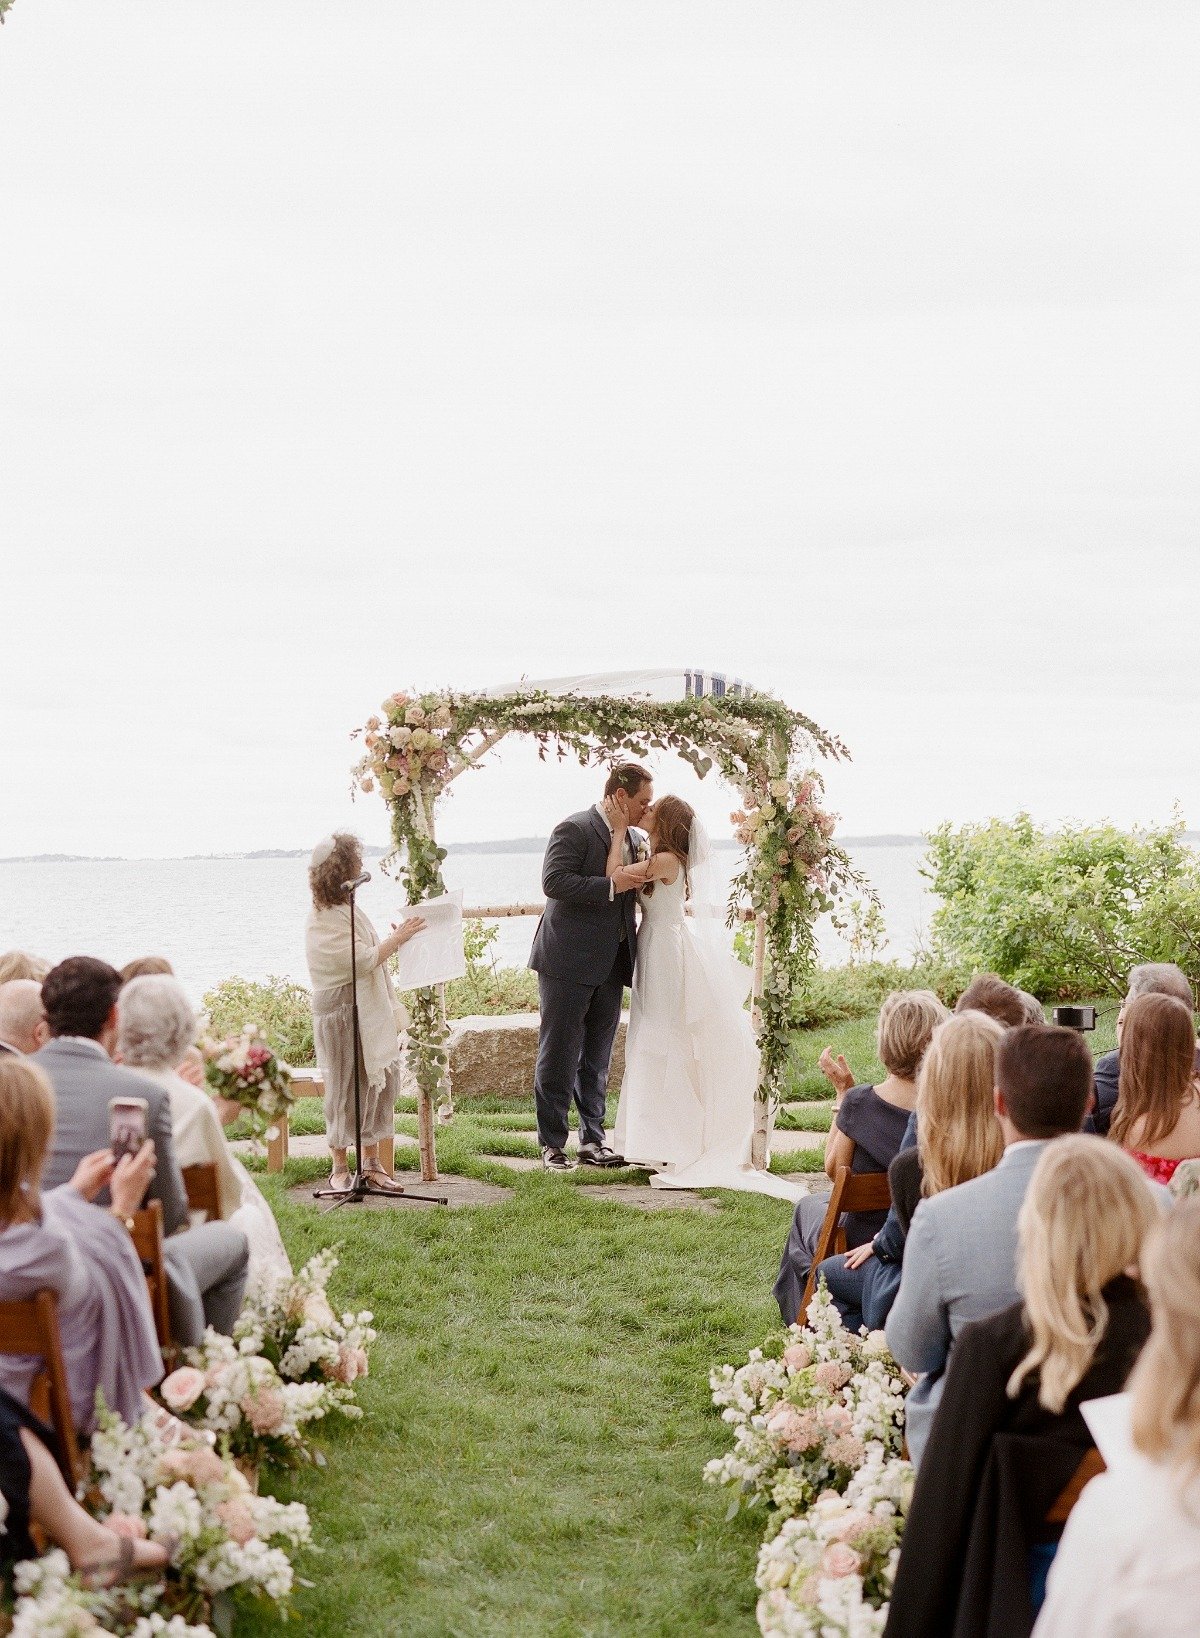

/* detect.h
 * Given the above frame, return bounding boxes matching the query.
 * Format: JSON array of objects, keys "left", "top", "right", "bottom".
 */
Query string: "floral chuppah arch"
[{"left": 352, "top": 680, "right": 860, "bottom": 1182}]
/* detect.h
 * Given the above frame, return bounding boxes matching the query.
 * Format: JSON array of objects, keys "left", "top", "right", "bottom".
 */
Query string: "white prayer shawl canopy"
[{"left": 481, "top": 668, "right": 754, "bottom": 703}]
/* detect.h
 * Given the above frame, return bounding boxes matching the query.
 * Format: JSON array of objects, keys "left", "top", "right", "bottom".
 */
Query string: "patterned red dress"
[{"left": 1127, "top": 1150, "right": 1186, "bottom": 1185}]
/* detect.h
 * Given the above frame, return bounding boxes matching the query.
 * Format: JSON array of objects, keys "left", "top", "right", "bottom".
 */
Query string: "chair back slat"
[
  {"left": 1046, "top": 1447, "right": 1106, "bottom": 1524},
  {"left": 182, "top": 1162, "right": 221, "bottom": 1222},
  {"left": 798, "top": 1161, "right": 893, "bottom": 1321},
  {"left": 128, "top": 1198, "right": 173, "bottom": 1350},
  {"left": 0, "top": 1290, "right": 84, "bottom": 1487}
]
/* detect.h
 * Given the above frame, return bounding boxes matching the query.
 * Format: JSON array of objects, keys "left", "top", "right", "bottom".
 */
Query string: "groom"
[{"left": 529, "top": 763, "right": 654, "bottom": 1171}]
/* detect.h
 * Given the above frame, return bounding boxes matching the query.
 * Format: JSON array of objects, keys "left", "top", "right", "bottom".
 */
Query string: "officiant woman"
[{"left": 305, "top": 834, "right": 425, "bottom": 1194}]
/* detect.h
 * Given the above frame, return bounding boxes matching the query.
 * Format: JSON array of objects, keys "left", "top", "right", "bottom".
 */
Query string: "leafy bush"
[
  {"left": 924, "top": 814, "right": 1200, "bottom": 998},
  {"left": 793, "top": 957, "right": 969, "bottom": 1030},
  {"left": 202, "top": 975, "right": 316, "bottom": 1067},
  {"left": 434, "top": 919, "right": 539, "bottom": 1018}
]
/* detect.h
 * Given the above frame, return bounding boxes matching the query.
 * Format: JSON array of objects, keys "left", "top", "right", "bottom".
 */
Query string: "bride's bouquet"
[{"left": 199, "top": 1023, "right": 295, "bottom": 1142}]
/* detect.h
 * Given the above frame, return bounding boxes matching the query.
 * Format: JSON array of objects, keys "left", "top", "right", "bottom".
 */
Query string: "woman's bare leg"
[{"left": 19, "top": 1429, "right": 167, "bottom": 1573}]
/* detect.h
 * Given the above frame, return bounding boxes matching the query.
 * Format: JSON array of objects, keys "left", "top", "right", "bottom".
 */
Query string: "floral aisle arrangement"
[
  {"left": 159, "top": 1330, "right": 349, "bottom": 1470},
  {"left": 233, "top": 1247, "right": 376, "bottom": 1398},
  {"left": 705, "top": 1286, "right": 913, "bottom": 1635},
  {"left": 199, "top": 1023, "right": 295, "bottom": 1146},
  {"left": 351, "top": 684, "right": 870, "bottom": 1171},
  {"left": 5, "top": 1405, "right": 313, "bottom": 1634}
]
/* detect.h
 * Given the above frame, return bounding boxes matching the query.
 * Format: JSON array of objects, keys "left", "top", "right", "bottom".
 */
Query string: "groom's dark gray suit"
[{"left": 529, "top": 806, "right": 641, "bottom": 1152}]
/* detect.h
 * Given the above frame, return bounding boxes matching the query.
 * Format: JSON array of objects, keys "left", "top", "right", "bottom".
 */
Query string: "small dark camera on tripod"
[{"left": 1052, "top": 1005, "right": 1097, "bottom": 1032}]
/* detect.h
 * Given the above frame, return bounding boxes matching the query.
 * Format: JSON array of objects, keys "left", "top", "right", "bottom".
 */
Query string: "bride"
[{"left": 610, "top": 793, "right": 802, "bottom": 1201}]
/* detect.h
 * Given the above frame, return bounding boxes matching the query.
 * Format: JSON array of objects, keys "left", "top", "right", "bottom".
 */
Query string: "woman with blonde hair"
[
  {"left": 774, "top": 988, "right": 949, "bottom": 1323},
  {"left": 305, "top": 833, "right": 425, "bottom": 1193},
  {"left": 1109, "top": 991, "right": 1200, "bottom": 1184},
  {"left": 818, "top": 1009, "right": 1005, "bottom": 1331},
  {"left": 1034, "top": 1198, "right": 1200, "bottom": 1634},
  {"left": 0, "top": 1057, "right": 164, "bottom": 1433},
  {"left": 886, "top": 1138, "right": 1158, "bottom": 1638}
]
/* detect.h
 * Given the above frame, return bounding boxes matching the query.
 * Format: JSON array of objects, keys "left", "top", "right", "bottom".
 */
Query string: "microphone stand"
[{"left": 314, "top": 878, "right": 448, "bottom": 1209}]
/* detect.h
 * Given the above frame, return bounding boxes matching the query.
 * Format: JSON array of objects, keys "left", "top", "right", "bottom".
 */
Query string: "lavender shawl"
[{"left": 0, "top": 1186, "right": 163, "bottom": 1432}]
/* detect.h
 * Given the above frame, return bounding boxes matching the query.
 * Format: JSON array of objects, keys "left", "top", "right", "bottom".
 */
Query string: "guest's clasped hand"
[{"left": 69, "top": 1140, "right": 157, "bottom": 1218}]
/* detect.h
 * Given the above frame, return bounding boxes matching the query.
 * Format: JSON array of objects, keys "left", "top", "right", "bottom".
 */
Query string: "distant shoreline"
[{"left": 2, "top": 835, "right": 932, "bottom": 864}]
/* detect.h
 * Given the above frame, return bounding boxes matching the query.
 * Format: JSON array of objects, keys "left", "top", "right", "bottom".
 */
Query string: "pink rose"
[
  {"left": 782, "top": 1344, "right": 811, "bottom": 1371},
  {"left": 821, "top": 1543, "right": 861, "bottom": 1579},
  {"left": 106, "top": 1512, "right": 148, "bottom": 1540},
  {"left": 160, "top": 1367, "right": 206, "bottom": 1413},
  {"left": 821, "top": 1404, "right": 853, "bottom": 1435},
  {"left": 833, "top": 1509, "right": 877, "bottom": 1545},
  {"left": 333, "top": 1345, "right": 369, "bottom": 1384},
  {"left": 241, "top": 1388, "right": 285, "bottom": 1435},
  {"left": 814, "top": 1361, "right": 852, "bottom": 1393},
  {"left": 216, "top": 1498, "right": 258, "bottom": 1546},
  {"left": 299, "top": 1291, "right": 336, "bottom": 1327},
  {"left": 158, "top": 1446, "right": 227, "bottom": 1488}
]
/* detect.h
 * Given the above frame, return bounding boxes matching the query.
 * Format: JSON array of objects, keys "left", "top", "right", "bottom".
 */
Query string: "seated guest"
[
  {"left": 0, "top": 1057, "right": 164, "bottom": 1432},
  {"left": 34, "top": 957, "right": 249, "bottom": 1345},
  {"left": 886, "top": 1139, "right": 1157, "bottom": 1638},
  {"left": 118, "top": 975, "right": 291, "bottom": 1278},
  {"left": 773, "top": 990, "right": 948, "bottom": 1324},
  {"left": 1034, "top": 1199, "right": 1200, "bottom": 1636},
  {"left": 0, "top": 951, "right": 52, "bottom": 985},
  {"left": 0, "top": 979, "right": 48, "bottom": 1055},
  {"left": 119, "top": 955, "right": 175, "bottom": 982},
  {"left": 818, "top": 1010, "right": 1005, "bottom": 1331},
  {"left": 1109, "top": 992, "right": 1200, "bottom": 1184},
  {"left": 1017, "top": 990, "right": 1045, "bottom": 1024},
  {"left": 0, "top": 1386, "right": 170, "bottom": 1582},
  {"left": 886, "top": 1023, "right": 1094, "bottom": 1464},
  {"left": 1090, "top": 962, "right": 1195, "bottom": 1136}
]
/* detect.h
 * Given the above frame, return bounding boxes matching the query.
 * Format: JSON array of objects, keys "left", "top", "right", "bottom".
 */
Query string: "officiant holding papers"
[{"left": 305, "top": 834, "right": 425, "bottom": 1195}]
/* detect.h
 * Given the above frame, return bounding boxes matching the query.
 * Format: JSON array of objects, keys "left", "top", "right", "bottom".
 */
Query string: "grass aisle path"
[{"left": 244, "top": 1154, "right": 797, "bottom": 1637}]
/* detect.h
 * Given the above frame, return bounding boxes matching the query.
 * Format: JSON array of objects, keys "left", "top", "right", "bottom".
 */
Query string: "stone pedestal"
[{"left": 447, "top": 1012, "right": 628, "bottom": 1102}]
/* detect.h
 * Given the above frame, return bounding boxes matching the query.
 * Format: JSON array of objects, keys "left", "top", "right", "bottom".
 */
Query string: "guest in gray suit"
[
  {"left": 34, "top": 957, "right": 249, "bottom": 1346},
  {"left": 886, "top": 1023, "right": 1094, "bottom": 1465},
  {"left": 529, "top": 764, "right": 653, "bottom": 1171}
]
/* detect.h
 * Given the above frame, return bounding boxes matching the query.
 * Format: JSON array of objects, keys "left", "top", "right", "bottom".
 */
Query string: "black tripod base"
[{"left": 312, "top": 1172, "right": 449, "bottom": 1209}]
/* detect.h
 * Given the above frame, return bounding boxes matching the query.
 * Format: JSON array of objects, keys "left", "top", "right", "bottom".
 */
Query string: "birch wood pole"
[{"left": 750, "top": 912, "right": 771, "bottom": 1169}]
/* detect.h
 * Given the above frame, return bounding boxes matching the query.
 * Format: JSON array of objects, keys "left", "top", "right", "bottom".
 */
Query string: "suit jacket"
[
  {"left": 528, "top": 808, "right": 643, "bottom": 987},
  {"left": 1088, "top": 1049, "right": 1120, "bottom": 1136},
  {"left": 885, "top": 1277, "right": 1151, "bottom": 1638},
  {"left": 885, "top": 1140, "right": 1051, "bottom": 1464},
  {"left": 34, "top": 1038, "right": 189, "bottom": 1234}
]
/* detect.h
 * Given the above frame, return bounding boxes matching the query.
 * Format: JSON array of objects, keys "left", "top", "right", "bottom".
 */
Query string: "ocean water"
[{"left": 0, "top": 843, "right": 934, "bottom": 1000}]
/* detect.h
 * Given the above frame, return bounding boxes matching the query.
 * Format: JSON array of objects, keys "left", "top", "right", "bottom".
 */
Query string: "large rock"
[{"left": 448, "top": 1012, "right": 629, "bottom": 1102}]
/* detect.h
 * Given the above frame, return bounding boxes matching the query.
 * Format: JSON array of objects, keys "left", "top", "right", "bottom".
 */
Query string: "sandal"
[
  {"left": 363, "top": 1162, "right": 407, "bottom": 1194},
  {"left": 78, "top": 1532, "right": 174, "bottom": 1590},
  {"left": 327, "top": 1169, "right": 353, "bottom": 1193}
]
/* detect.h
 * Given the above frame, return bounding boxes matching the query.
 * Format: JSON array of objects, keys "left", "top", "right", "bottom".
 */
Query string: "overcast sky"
[{"left": 2, "top": 1, "right": 1199, "bottom": 858}]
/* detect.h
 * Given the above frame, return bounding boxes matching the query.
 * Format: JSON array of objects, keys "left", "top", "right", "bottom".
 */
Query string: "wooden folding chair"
[
  {"left": 0, "top": 1290, "right": 84, "bottom": 1488},
  {"left": 128, "top": 1198, "right": 173, "bottom": 1351},
  {"left": 182, "top": 1162, "right": 221, "bottom": 1222},
  {"left": 1045, "top": 1447, "right": 1106, "bottom": 1524},
  {"left": 798, "top": 1164, "right": 893, "bottom": 1319}
]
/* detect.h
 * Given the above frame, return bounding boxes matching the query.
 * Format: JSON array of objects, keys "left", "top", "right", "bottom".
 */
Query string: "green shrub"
[
  {"left": 202, "top": 975, "right": 316, "bottom": 1067},
  {"left": 409, "top": 919, "right": 540, "bottom": 1019},
  {"left": 924, "top": 814, "right": 1200, "bottom": 999}
]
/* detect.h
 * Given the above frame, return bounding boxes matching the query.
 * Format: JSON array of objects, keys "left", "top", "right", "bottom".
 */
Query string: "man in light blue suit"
[{"left": 886, "top": 1024, "right": 1094, "bottom": 1466}]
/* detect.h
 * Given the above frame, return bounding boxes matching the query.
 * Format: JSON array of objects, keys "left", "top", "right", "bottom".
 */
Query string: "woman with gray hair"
[{"left": 118, "top": 975, "right": 290, "bottom": 1278}]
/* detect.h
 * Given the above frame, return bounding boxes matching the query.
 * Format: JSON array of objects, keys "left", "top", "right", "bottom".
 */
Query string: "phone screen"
[{"left": 109, "top": 1097, "right": 148, "bottom": 1162}]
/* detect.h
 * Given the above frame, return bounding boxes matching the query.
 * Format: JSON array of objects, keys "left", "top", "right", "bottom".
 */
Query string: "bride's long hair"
[{"left": 643, "top": 795, "right": 694, "bottom": 897}]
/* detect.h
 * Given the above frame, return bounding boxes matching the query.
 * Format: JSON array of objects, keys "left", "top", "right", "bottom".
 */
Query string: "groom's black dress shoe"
[
  {"left": 577, "top": 1142, "right": 626, "bottom": 1168},
  {"left": 542, "top": 1146, "right": 576, "bottom": 1172}
]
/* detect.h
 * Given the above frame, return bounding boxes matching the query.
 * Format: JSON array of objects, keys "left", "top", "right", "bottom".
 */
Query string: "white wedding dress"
[{"left": 614, "top": 841, "right": 802, "bottom": 1203}]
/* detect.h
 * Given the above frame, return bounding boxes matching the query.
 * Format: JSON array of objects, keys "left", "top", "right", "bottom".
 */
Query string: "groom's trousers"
[{"left": 534, "top": 961, "right": 626, "bottom": 1152}]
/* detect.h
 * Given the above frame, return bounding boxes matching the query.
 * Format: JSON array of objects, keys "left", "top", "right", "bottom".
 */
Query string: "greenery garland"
[{"left": 352, "top": 686, "right": 865, "bottom": 1132}]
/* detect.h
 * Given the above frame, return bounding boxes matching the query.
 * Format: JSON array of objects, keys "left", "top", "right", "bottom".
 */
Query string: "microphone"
[{"left": 342, "top": 872, "right": 371, "bottom": 891}]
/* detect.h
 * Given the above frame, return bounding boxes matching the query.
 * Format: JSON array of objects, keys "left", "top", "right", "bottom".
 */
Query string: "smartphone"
[
  {"left": 109, "top": 1096, "right": 149, "bottom": 1162},
  {"left": 1052, "top": 1005, "right": 1097, "bottom": 1032}
]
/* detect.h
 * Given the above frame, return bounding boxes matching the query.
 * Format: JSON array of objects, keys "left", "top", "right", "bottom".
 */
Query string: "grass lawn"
[{"left": 237, "top": 1004, "right": 1119, "bottom": 1635}]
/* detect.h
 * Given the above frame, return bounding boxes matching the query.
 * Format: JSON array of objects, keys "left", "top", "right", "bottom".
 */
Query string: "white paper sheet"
[
  {"left": 392, "top": 891, "right": 466, "bottom": 989},
  {"left": 1081, "top": 1393, "right": 1137, "bottom": 1469}
]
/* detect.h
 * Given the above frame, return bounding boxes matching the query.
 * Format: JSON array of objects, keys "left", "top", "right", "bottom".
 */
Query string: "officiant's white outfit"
[{"left": 614, "top": 827, "right": 801, "bottom": 1202}]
